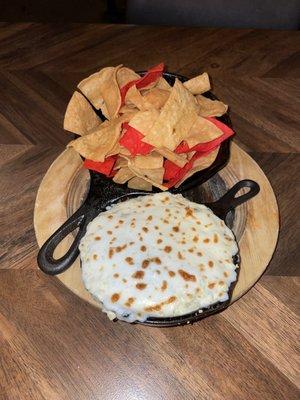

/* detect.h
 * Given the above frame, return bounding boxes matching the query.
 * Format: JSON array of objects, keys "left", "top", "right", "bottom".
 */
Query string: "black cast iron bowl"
[{"left": 38, "top": 179, "right": 260, "bottom": 326}]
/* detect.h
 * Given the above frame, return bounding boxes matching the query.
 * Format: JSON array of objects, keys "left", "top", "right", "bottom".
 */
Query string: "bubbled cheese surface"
[{"left": 79, "top": 193, "right": 238, "bottom": 322}]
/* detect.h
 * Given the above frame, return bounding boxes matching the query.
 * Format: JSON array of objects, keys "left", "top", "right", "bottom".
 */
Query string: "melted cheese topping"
[{"left": 80, "top": 193, "right": 238, "bottom": 322}]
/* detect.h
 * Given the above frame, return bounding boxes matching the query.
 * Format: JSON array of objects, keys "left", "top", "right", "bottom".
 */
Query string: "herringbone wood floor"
[{"left": 0, "top": 23, "right": 299, "bottom": 400}]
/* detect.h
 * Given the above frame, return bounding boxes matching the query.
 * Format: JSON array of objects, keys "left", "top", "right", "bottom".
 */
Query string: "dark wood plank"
[{"left": 0, "top": 271, "right": 299, "bottom": 400}]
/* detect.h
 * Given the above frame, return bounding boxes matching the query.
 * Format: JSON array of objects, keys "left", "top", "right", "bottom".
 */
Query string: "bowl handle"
[{"left": 37, "top": 204, "right": 91, "bottom": 275}]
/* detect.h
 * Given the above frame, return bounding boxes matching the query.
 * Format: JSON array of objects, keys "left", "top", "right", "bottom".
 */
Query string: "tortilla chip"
[
  {"left": 129, "top": 109, "right": 159, "bottom": 134},
  {"left": 183, "top": 72, "right": 210, "bottom": 95},
  {"left": 63, "top": 91, "right": 101, "bottom": 136},
  {"left": 142, "top": 88, "right": 170, "bottom": 110},
  {"left": 185, "top": 116, "right": 223, "bottom": 148},
  {"left": 113, "top": 167, "right": 135, "bottom": 184},
  {"left": 67, "top": 121, "right": 122, "bottom": 162},
  {"left": 156, "top": 147, "right": 187, "bottom": 168},
  {"left": 155, "top": 77, "right": 171, "bottom": 91},
  {"left": 78, "top": 66, "right": 121, "bottom": 119},
  {"left": 114, "top": 156, "right": 128, "bottom": 170},
  {"left": 142, "top": 79, "right": 198, "bottom": 150},
  {"left": 196, "top": 95, "right": 228, "bottom": 117},
  {"left": 117, "top": 67, "right": 140, "bottom": 87},
  {"left": 175, "top": 148, "right": 219, "bottom": 187},
  {"left": 128, "top": 164, "right": 167, "bottom": 191},
  {"left": 106, "top": 141, "right": 131, "bottom": 157},
  {"left": 131, "top": 153, "right": 164, "bottom": 169},
  {"left": 127, "top": 177, "right": 152, "bottom": 191},
  {"left": 125, "top": 85, "right": 146, "bottom": 110},
  {"left": 119, "top": 104, "right": 138, "bottom": 114}
]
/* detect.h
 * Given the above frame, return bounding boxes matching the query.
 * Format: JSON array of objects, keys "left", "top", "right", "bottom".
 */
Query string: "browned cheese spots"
[
  {"left": 125, "top": 297, "right": 135, "bottom": 307},
  {"left": 108, "top": 248, "right": 114, "bottom": 259},
  {"left": 136, "top": 283, "right": 147, "bottom": 290},
  {"left": 111, "top": 293, "right": 120, "bottom": 303},
  {"left": 132, "top": 270, "right": 145, "bottom": 279},
  {"left": 142, "top": 259, "right": 150, "bottom": 269},
  {"left": 125, "top": 257, "right": 134, "bottom": 265},
  {"left": 116, "top": 244, "right": 127, "bottom": 253},
  {"left": 178, "top": 269, "right": 196, "bottom": 282}
]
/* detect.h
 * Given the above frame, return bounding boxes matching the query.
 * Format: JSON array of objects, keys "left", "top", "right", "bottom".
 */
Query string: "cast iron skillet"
[{"left": 38, "top": 179, "right": 260, "bottom": 326}]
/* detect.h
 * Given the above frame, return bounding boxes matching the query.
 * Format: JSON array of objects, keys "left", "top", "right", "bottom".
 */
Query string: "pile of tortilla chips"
[{"left": 64, "top": 63, "right": 234, "bottom": 191}]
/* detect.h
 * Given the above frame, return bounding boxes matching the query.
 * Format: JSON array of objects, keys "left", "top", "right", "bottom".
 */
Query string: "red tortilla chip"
[
  {"left": 175, "top": 117, "right": 234, "bottom": 154},
  {"left": 164, "top": 149, "right": 216, "bottom": 188},
  {"left": 119, "top": 123, "right": 154, "bottom": 156},
  {"left": 120, "top": 63, "right": 164, "bottom": 104},
  {"left": 83, "top": 156, "right": 117, "bottom": 176}
]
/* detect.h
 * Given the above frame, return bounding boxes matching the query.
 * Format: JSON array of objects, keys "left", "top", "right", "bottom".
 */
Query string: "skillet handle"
[
  {"left": 210, "top": 179, "right": 260, "bottom": 218},
  {"left": 37, "top": 204, "right": 91, "bottom": 275}
]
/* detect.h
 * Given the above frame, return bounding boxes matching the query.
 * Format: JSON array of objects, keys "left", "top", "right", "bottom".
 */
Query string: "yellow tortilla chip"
[
  {"left": 119, "top": 104, "right": 138, "bottom": 114},
  {"left": 142, "top": 79, "right": 198, "bottom": 150},
  {"left": 128, "top": 164, "right": 167, "bottom": 191},
  {"left": 175, "top": 148, "right": 219, "bottom": 187},
  {"left": 185, "top": 116, "right": 223, "bottom": 148},
  {"left": 113, "top": 167, "right": 135, "bottom": 184},
  {"left": 196, "top": 95, "right": 228, "bottom": 117},
  {"left": 129, "top": 109, "right": 159, "bottom": 134},
  {"left": 78, "top": 66, "right": 121, "bottom": 119},
  {"left": 125, "top": 85, "right": 146, "bottom": 110},
  {"left": 142, "top": 88, "right": 170, "bottom": 110},
  {"left": 114, "top": 156, "right": 128, "bottom": 170},
  {"left": 183, "top": 72, "right": 210, "bottom": 95},
  {"left": 67, "top": 121, "right": 121, "bottom": 162},
  {"left": 156, "top": 147, "right": 187, "bottom": 168},
  {"left": 63, "top": 91, "right": 101, "bottom": 136},
  {"left": 155, "top": 77, "right": 171, "bottom": 91},
  {"left": 106, "top": 142, "right": 130, "bottom": 157},
  {"left": 127, "top": 177, "right": 152, "bottom": 191},
  {"left": 131, "top": 153, "right": 164, "bottom": 169},
  {"left": 117, "top": 67, "right": 140, "bottom": 87}
]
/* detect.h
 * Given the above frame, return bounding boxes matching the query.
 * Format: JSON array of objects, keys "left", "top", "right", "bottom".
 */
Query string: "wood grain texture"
[
  {"left": 33, "top": 143, "right": 279, "bottom": 306},
  {"left": 0, "top": 23, "right": 299, "bottom": 400}
]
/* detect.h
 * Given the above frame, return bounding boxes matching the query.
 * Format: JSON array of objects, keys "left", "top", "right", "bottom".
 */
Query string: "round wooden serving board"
[{"left": 34, "top": 142, "right": 279, "bottom": 311}]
